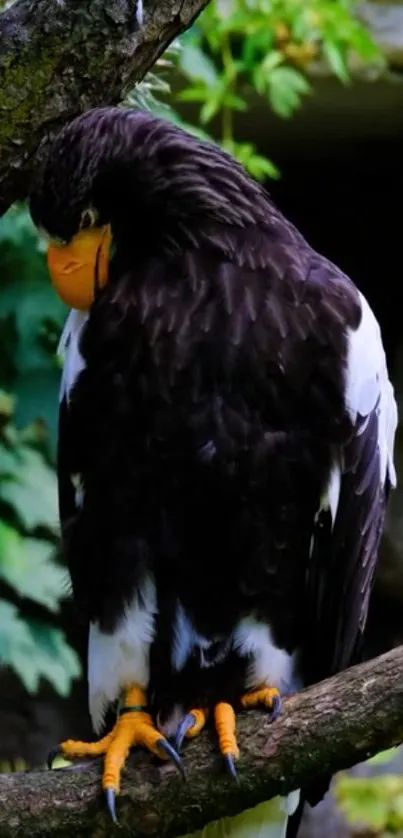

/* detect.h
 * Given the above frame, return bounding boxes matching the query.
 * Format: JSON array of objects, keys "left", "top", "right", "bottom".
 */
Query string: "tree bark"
[
  {"left": 0, "top": 0, "right": 210, "bottom": 216},
  {"left": 0, "top": 645, "right": 402, "bottom": 837}
]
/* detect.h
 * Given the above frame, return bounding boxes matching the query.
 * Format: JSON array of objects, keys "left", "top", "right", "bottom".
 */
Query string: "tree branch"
[
  {"left": 0, "top": 646, "right": 402, "bottom": 837},
  {"left": 0, "top": 0, "right": 210, "bottom": 215}
]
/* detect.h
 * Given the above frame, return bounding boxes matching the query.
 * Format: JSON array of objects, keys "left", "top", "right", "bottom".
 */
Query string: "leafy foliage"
[
  {"left": 169, "top": 0, "right": 383, "bottom": 179},
  {"left": 334, "top": 754, "right": 403, "bottom": 836},
  {"left": 0, "top": 204, "right": 67, "bottom": 448},
  {"left": 0, "top": 212, "right": 80, "bottom": 695}
]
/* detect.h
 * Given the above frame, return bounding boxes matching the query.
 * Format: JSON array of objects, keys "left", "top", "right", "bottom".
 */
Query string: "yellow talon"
[
  {"left": 240, "top": 686, "right": 281, "bottom": 711},
  {"left": 185, "top": 708, "right": 208, "bottom": 738},
  {"left": 52, "top": 683, "right": 184, "bottom": 811},
  {"left": 60, "top": 731, "right": 114, "bottom": 759},
  {"left": 209, "top": 686, "right": 282, "bottom": 778},
  {"left": 214, "top": 702, "right": 239, "bottom": 760}
]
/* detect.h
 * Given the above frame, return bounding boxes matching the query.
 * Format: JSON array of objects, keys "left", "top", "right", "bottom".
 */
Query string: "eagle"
[{"left": 28, "top": 105, "right": 397, "bottom": 837}]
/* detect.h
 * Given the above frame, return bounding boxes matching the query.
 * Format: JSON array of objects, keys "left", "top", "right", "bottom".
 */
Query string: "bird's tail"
[{"left": 180, "top": 791, "right": 301, "bottom": 838}]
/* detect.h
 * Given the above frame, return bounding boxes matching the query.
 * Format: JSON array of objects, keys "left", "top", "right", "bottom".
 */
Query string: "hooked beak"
[{"left": 47, "top": 225, "right": 112, "bottom": 311}]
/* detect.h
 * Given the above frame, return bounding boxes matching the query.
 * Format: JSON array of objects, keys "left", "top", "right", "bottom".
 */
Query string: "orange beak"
[{"left": 47, "top": 225, "right": 112, "bottom": 310}]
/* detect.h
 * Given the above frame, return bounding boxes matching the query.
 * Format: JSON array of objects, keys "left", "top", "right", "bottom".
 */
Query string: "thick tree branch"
[
  {"left": 0, "top": 0, "right": 210, "bottom": 215},
  {"left": 0, "top": 646, "right": 402, "bottom": 837}
]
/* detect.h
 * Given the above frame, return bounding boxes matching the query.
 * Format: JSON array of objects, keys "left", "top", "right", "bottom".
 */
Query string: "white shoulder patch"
[
  {"left": 319, "top": 291, "right": 397, "bottom": 526},
  {"left": 345, "top": 291, "right": 397, "bottom": 488},
  {"left": 88, "top": 575, "right": 157, "bottom": 733},
  {"left": 57, "top": 309, "right": 88, "bottom": 404}
]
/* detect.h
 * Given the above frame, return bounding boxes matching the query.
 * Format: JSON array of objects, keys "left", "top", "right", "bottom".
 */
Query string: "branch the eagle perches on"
[{"left": 0, "top": 646, "right": 402, "bottom": 837}]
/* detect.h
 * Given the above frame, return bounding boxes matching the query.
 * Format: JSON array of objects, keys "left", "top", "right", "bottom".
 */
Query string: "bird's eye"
[{"left": 80, "top": 208, "right": 98, "bottom": 230}]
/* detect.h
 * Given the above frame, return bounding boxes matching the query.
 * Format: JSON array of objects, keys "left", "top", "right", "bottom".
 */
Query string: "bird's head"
[
  {"left": 28, "top": 106, "right": 161, "bottom": 310},
  {"left": 29, "top": 105, "right": 269, "bottom": 310}
]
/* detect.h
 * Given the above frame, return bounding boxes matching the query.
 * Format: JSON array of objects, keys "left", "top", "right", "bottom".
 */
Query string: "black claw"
[
  {"left": 47, "top": 747, "right": 61, "bottom": 770},
  {"left": 269, "top": 694, "right": 282, "bottom": 722},
  {"left": 175, "top": 713, "right": 196, "bottom": 752},
  {"left": 105, "top": 787, "right": 119, "bottom": 825},
  {"left": 157, "top": 738, "right": 185, "bottom": 778},
  {"left": 223, "top": 753, "right": 238, "bottom": 781}
]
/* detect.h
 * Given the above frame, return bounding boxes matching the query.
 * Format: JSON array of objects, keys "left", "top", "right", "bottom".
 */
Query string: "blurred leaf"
[
  {"left": 223, "top": 140, "right": 280, "bottom": 180},
  {"left": 267, "top": 65, "right": 311, "bottom": 117},
  {"left": 335, "top": 772, "right": 403, "bottom": 833},
  {"left": 27, "top": 621, "right": 81, "bottom": 696},
  {"left": 0, "top": 602, "right": 80, "bottom": 695},
  {"left": 322, "top": 40, "right": 349, "bottom": 83},
  {"left": 179, "top": 44, "right": 218, "bottom": 85},
  {"left": 367, "top": 748, "right": 398, "bottom": 766},
  {"left": 0, "top": 521, "right": 65, "bottom": 612},
  {"left": 0, "top": 444, "right": 58, "bottom": 533}
]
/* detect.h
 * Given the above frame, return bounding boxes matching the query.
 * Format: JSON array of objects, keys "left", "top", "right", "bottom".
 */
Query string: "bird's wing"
[{"left": 303, "top": 290, "right": 397, "bottom": 686}]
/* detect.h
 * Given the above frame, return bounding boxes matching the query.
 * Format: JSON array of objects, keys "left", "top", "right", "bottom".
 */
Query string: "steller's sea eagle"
[{"left": 28, "top": 106, "right": 397, "bottom": 837}]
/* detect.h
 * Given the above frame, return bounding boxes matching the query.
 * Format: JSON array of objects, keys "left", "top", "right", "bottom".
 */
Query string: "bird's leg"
[
  {"left": 175, "top": 687, "right": 281, "bottom": 778},
  {"left": 49, "top": 685, "right": 183, "bottom": 823},
  {"left": 215, "top": 687, "right": 281, "bottom": 776},
  {"left": 175, "top": 703, "right": 239, "bottom": 776},
  {"left": 213, "top": 702, "right": 240, "bottom": 778}
]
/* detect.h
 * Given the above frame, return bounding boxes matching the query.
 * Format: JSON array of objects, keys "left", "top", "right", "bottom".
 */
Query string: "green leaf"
[
  {"left": 0, "top": 445, "right": 58, "bottom": 533},
  {"left": 225, "top": 141, "right": 280, "bottom": 180},
  {"left": 267, "top": 66, "right": 311, "bottom": 118},
  {"left": 0, "top": 521, "right": 66, "bottom": 612},
  {"left": 367, "top": 747, "right": 398, "bottom": 766},
  {"left": 322, "top": 40, "right": 349, "bottom": 83},
  {"left": 27, "top": 621, "right": 81, "bottom": 696},
  {"left": 200, "top": 94, "right": 222, "bottom": 125},
  {"left": 0, "top": 603, "right": 80, "bottom": 695},
  {"left": 13, "top": 367, "right": 61, "bottom": 451},
  {"left": 176, "top": 87, "right": 210, "bottom": 103},
  {"left": 179, "top": 44, "right": 218, "bottom": 85},
  {"left": 0, "top": 278, "right": 66, "bottom": 376},
  {"left": 0, "top": 601, "right": 37, "bottom": 686}
]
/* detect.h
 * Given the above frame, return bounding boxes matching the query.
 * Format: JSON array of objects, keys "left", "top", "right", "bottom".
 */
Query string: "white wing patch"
[
  {"left": 57, "top": 309, "right": 88, "bottom": 404},
  {"left": 345, "top": 291, "right": 397, "bottom": 488},
  {"left": 325, "top": 459, "right": 342, "bottom": 527},
  {"left": 321, "top": 290, "right": 397, "bottom": 524},
  {"left": 88, "top": 575, "right": 157, "bottom": 733}
]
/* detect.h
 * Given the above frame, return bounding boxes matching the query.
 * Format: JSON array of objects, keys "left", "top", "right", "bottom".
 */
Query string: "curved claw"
[
  {"left": 47, "top": 747, "right": 62, "bottom": 770},
  {"left": 223, "top": 753, "right": 238, "bottom": 781},
  {"left": 104, "top": 787, "right": 119, "bottom": 825},
  {"left": 269, "top": 693, "right": 282, "bottom": 722},
  {"left": 175, "top": 713, "right": 196, "bottom": 753},
  {"left": 157, "top": 738, "right": 185, "bottom": 778}
]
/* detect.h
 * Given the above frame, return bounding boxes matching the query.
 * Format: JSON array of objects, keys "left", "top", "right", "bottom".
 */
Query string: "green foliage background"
[{"left": 0, "top": 3, "right": 398, "bottom": 832}]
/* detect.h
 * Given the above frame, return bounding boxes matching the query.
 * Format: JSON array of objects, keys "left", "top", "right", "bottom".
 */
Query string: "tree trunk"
[
  {"left": 0, "top": 646, "right": 402, "bottom": 837},
  {"left": 0, "top": 0, "right": 210, "bottom": 215}
]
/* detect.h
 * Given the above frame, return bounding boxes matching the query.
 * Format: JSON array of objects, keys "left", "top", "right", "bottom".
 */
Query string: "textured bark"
[
  {"left": 0, "top": 0, "right": 210, "bottom": 215},
  {"left": 0, "top": 646, "right": 402, "bottom": 837}
]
